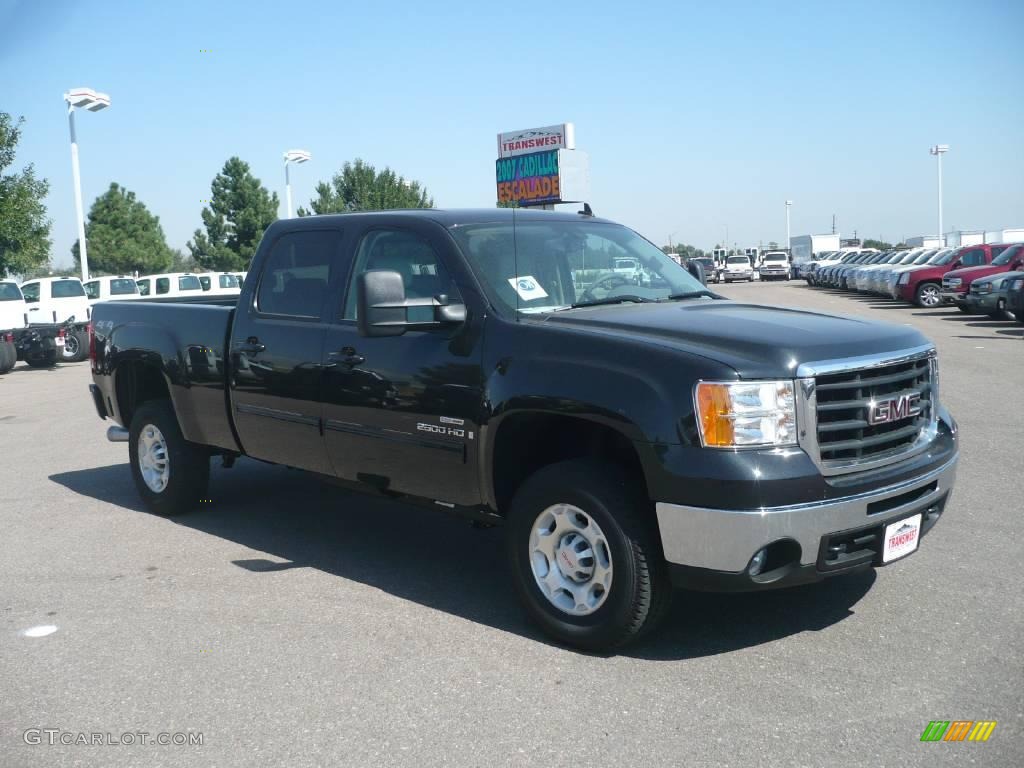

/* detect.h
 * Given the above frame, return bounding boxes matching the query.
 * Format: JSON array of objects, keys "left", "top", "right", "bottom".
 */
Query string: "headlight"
[
  {"left": 695, "top": 381, "right": 797, "bottom": 448},
  {"left": 898, "top": 272, "right": 911, "bottom": 285},
  {"left": 946, "top": 277, "right": 962, "bottom": 287},
  {"left": 974, "top": 283, "right": 993, "bottom": 293}
]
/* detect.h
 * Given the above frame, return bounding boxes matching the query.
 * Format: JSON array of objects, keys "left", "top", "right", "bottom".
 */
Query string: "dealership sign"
[
  {"left": 495, "top": 123, "right": 590, "bottom": 207},
  {"left": 497, "top": 123, "right": 575, "bottom": 159}
]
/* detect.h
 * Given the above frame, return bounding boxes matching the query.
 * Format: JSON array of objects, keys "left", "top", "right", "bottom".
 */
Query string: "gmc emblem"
[{"left": 867, "top": 392, "right": 922, "bottom": 426}]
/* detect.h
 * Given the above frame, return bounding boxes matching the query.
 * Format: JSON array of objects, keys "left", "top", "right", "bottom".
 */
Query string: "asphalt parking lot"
[{"left": 1, "top": 281, "right": 1021, "bottom": 768}]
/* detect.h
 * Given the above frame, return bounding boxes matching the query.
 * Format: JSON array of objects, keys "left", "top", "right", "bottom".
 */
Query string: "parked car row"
[
  {"left": 1, "top": 271, "right": 245, "bottom": 373},
  {"left": 803, "top": 243, "right": 1024, "bottom": 320}
]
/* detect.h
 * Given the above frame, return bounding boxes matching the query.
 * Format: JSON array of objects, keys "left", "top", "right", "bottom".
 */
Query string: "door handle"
[{"left": 328, "top": 347, "right": 365, "bottom": 367}]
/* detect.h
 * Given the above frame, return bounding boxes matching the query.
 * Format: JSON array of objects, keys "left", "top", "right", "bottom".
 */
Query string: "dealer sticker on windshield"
[
  {"left": 508, "top": 276, "right": 548, "bottom": 301},
  {"left": 882, "top": 513, "right": 922, "bottom": 563}
]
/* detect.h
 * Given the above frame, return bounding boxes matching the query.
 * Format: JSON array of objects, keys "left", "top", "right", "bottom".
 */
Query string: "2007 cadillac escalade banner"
[{"left": 494, "top": 147, "right": 591, "bottom": 207}]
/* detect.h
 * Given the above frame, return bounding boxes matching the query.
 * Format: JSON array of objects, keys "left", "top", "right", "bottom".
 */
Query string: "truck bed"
[{"left": 90, "top": 299, "right": 239, "bottom": 452}]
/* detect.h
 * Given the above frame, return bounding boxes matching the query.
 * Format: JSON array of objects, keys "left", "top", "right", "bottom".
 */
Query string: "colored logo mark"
[{"left": 920, "top": 721, "right": 997, "bottom": 742}]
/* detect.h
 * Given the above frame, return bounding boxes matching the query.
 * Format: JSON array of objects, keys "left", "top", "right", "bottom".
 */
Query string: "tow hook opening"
[{"left": 747, "top": 539, "right": 802, "bottom": 584}]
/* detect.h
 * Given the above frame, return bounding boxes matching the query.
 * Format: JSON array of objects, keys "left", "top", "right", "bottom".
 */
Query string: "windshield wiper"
[
  {"left": 568, "top": 295, "right": 655, "bottom": 309},
  {"left": 662, "top": 290, "right": 717, "bottom": 301}
]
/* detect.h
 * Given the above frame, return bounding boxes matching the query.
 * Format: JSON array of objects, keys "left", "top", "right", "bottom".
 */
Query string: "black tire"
[
  {"left": 506, "top": 459, "right": 671, "bottom": 651},
  {"left": 128, "top": 400, "right": 210, "bottom": 516},
  {"left": 25, "top": 349, "right": 57, "bottom": 368},
  {"left": 62, "top": 328, "right": 89, "bottom": 362},
  {"left": 956, "top": 304, "right": 972, "bottom": 314},
  {"left": 0, "top": 341, "right": 15, "bottom": 373}
]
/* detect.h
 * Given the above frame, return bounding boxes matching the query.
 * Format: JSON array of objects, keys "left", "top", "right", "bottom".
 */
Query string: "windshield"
[
  {"left": 910, "top": 251, "right": 932, "bottom": 264},
  {"left": 0, "top": 283, "right": 23, "bottom": 301},
  {"left": 764, "top": 253, "right": 787, "bottom": 262},
  {"left": 448, "top": 220, "right": 705, "bottom": 315},
  {"left": 110, "top": 278, "right": 139, "bottom": 295},
  {"left": 51, "top": 279, "right": 85, "bottom": 298},
  {"left": 727, "top": 256, "right": 748, "bottom": 265},
  {"left": 179, "top": 275, "right": 202, "bottom": 291},
  {"left": 991, "top": 244, "right": 1023, "bottom": 266},
  {"left": 931, "top": 250, "right": 957, "bottom": 266}
]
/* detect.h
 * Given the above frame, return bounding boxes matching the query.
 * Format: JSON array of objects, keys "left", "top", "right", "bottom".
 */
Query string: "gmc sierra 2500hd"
[{"left": 88, "top": 209, "right": 959, "bottom": 650}]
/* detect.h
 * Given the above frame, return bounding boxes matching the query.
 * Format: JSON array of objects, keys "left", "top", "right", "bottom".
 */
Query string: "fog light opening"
[{"left": 748, "top": 548, "right": 767, "bottom": 576}]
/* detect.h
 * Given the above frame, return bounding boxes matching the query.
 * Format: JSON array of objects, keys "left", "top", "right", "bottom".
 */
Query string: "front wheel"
[
  {"left": 129, "top": 400, "right": 210, "bottom": 516},
  {"left": 61, "top": 329, "right": 89, "bottom": 362},
  {"left": 915, "top": 282, "right": 941, "bottom": 308},
  {"left": 0, "top": 340, "right": 15, "bottom": 373},
  {"left": 506, "top": 459, "right": 671, "bottom": 651},
  {"left": 956, "top": 304, "right": 973, "bottom": 314}
]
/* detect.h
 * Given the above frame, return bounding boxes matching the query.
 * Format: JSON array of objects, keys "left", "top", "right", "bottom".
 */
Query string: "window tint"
[
  {"left": 257, "top": 230, "right": 337, "bottom": 317},
  {"left": 137, "top": 279, "right": 150, "bottom": 295},
  {"left": 960, "top": 249, "right": 985, "bottom": 267},
  {"left": 199, "top": 276, "right": 211, "bottom": 291},
  {"left": 156, "top": 278, "right": 170, "bottom": 295},
  {"left": 219, "top": 274, "right": 240, "bottom": 289},
  {"left": 51, "top": 280, "right": 85, "bottom": 298},
  {"left": 990, "top": 244, "right": 1023, "bottom": 266},
  {"left": 84, "top": 281, "right": 100, "bottom": 299},
  {"left": 0, "top": 283, "right": 23, "bottom": 301},
  {"left": 21, "top": 283, "right": 39, "bottom": 302},
  {"left": 179, "top": 275, "right": 201, "bottom": 291},
  {"left": 110, "top": 278, "right": 138, "bottom": 295},
  {"left": 343, "top": 228, "right": 457, "bottom": 322}
]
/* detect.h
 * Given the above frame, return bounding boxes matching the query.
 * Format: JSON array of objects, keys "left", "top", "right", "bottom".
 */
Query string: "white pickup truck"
[
  {"left": 84, "top": 275, "right": 143, "bottom": 305},
  {"left": 0, "top": 279, "right": 68, "bottom": 372},
  {"left": 136, "top": 272, "right": 204, "bottom": 299},
  {"left": 19, "top": 276, "right": 91, "bottom": 362},
  {"left": 759, "top": 251, "right": 791, "bottom": 281},
  {"left": 721, "top": 255, "right": 755, "bottom": 282}
]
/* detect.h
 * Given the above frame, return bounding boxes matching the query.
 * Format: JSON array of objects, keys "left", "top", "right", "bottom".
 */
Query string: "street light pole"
[
  {"left": 785, "top": 200, "right": 792, "bottom": 250},
  {"left": 929, "top": 144, "right": 949, "bottom": 245},
  {"left": 63, "top": 88, "right": 110, "bottom": 282},
  {"left": 283, "top": 149, "right": 312, "bottom": 218}
]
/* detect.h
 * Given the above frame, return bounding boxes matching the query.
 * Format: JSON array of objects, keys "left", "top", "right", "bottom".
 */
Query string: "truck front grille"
[{"left": 813, "top": 356, "right": 933, "bottom": 467}]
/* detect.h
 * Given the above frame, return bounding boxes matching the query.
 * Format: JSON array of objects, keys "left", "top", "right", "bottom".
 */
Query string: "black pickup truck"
[{"left": 88, "top": 209, "right": 959, "bottom": 650}]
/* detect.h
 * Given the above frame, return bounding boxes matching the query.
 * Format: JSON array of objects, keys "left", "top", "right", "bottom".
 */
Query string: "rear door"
[
  {"left": 229, "top": 227, "right": 345, "bottom": 474},
  {"left": 319, "top": 219, "right": 485, "bottom": 506}
]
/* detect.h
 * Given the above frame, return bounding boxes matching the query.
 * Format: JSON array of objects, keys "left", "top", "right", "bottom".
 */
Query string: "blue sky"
[{"left": 2, "top": 0, "right": 1022, "bottom": 268}]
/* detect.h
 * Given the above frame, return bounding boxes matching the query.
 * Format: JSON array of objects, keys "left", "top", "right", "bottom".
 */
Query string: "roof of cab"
[{"left": 269, "top": 207, "right": 615, "bottom": 230}]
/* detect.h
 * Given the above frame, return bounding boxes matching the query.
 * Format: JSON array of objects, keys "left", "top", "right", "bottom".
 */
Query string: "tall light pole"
[
  {"left": 283, "top": 149, "right": 311, "bottom": 218},
  {"left": 785, "top": 200, "right": 793, "bottom": 250},
  {"left": 929, "top": 144, "right": 949, "bottom": 245},
  {"left": 64, "top": 88, "right": 110, "bottom": 282}
]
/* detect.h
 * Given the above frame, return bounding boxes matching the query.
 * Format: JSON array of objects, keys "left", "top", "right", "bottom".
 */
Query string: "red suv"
[
  {"left": 940, "top": 243, "right": 1024, "bottom": 311},
  {"left": 896, "top": 244, "right": 1002, "bottom": 308}
]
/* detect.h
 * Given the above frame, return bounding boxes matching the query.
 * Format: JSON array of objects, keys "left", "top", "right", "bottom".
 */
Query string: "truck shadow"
[{"left": 49, "top": 460, "right": 875, "bottom": 660}]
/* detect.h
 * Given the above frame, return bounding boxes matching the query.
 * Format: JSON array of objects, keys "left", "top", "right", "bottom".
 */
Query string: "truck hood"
[
  {"left": 945, "top": 264, "right": 1013, "bottom": 283},
  {"left": 541, "top": 299, "right": 927, "bottom": 378}
]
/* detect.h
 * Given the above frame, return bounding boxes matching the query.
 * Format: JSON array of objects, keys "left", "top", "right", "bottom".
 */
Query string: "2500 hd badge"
[{"left": 87, "top": 209, "right": 958, "bottom": 651}]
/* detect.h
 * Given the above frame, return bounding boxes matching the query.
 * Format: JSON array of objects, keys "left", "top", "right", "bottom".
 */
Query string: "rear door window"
[{"left": 51, "top": 280, "right": 85, "bottom": 298}]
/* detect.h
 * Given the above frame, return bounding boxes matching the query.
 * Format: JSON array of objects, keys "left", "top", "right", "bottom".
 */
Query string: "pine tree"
[{"left": 71, "top": 183, "right": 173, "bottom": 275}]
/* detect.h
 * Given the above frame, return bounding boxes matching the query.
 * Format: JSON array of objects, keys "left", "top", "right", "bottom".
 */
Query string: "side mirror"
[
  {"left": 356, "top": 270, "right": 466, "bottom": 338},
  {"left": 686, "top": 260, "right": 707, "bottom": 285}
]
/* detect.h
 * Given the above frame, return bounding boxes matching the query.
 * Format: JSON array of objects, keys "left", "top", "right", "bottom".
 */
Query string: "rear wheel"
[
  {"left": 129, "top": 400, "right": 210, "bottom": 516},
  {"left": 25, "top": 349, "right": 57, "bottom": 368},
  {"left": 915, "top": 282, "right": 942, "bottom": 308},
  {"left": 506, "top": 459, "right": 671, "bottom": 651},
  {"left": 0, "top": 341, "right": 15, "bottom": 373},
  {"left": 61, "top": 329, "right": 89, "bottom": 362},
  {"left": 956, "top": 304, "right": 973, "bottom": 314}
]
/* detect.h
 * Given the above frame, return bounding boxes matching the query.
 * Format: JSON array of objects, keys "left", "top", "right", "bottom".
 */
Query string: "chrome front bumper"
[{"left": 655, "top": 453, "right": 958, "bottom": 572}]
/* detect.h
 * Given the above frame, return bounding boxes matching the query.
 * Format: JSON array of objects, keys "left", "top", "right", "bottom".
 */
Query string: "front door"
[
  {"left": 320, "top": 221, "right": 484, "bottom": 506},
  {"left": 230, "top": 227, "right": 344, "bottom": 475}
]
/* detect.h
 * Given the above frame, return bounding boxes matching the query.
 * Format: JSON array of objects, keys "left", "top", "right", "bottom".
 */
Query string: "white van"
[
  {"left": 0, "top": 280, "right": 28, "bottom": 331},
  {"left": 84, "top": 275, "right": 143, "bottom": 305},
  {"left": 20, "top": 276, "right": 92, "bottom": 323},
  {"left": 197, "top": 272, "right": 242, "bottom": 296},
  {"left": 136, "top": 273, "right": 204, "bottom": 299}
]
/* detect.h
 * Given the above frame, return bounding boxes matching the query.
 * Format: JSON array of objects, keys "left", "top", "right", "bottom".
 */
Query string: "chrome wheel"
[
  {"left": 137, "top": 424, "right": 170, "bottom": 493},
  {"left": 62, "top": 333, "right": 79, "bottom": 360},
  {"left": 918, "top": 284, "right": 941, "bottom": 307},
  {"left": 529, "top": 504, "right": 613, "bottom": 616}
]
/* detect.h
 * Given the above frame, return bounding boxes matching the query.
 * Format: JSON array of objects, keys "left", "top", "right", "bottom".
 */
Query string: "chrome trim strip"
[
  {"left": 795, "top": 343, "right": 935, "bottom": 378},
  {"left": 655, "top": 453, "right": 957, "bottom": 571}
]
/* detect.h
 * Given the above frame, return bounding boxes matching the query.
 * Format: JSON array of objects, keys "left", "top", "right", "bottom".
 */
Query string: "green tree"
[
  {"left": 0, "top": 113, "right": 51, "bottom": 277},
  {"left": 863, "top": 238, "right": 893, "bottom": 250},
  {"left": 189, "top": 157, "right": 278, "bottom": 271},
  {"left": 169, "top": 248, "right": 196, "bottom": 272},
  {"left": 71, "top": 183, "right": 173, "bottom": 275},
  {"left": 298, "top": 158, "right": 432, "bottom": 215}
]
